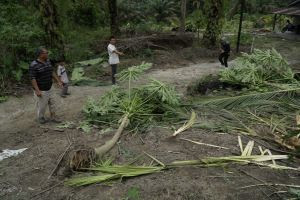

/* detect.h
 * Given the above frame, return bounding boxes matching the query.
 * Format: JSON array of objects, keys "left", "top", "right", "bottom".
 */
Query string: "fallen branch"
[
  {"left": 144, "top": 152, "right": 165, "bottom": 167},
  {"left": 30, "top": 182, "right": 62, "bottom": 199},
  {"left": 240, "top": 183, "right": 300, "bottom": 189},
  {"left": 173, "top": 111, "right": 196, "bottom": 136},
  {"left": 66, "top": 138, "right": 299, "bottom": 187},
  {"left": 180, "top": 138, "right": 229, "bottom": 150},
  {"left": 239, "top": 169, "right": 279, "bottom": 199},
  {"left": 66, "top": 154, "right": 293, "bottom": 187},
  {"left": 48, "top": 143, "right": 72, "bottom": 179}
]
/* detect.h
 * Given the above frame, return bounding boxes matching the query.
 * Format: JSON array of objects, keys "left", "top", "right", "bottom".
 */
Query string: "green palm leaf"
[
  {"left": 146, "top": 79, "right": 180, "bottom": 106},
  {"left": 117, "top": 62, "right": 152, "bottom": 82},
  {"left": 197, "top": 87, "right": 300, "bottom": 109}
]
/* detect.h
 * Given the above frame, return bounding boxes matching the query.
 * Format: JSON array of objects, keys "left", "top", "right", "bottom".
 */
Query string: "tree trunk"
[
  {"left": 108, "top": 0, "right": 120, "bottom": 35},
  {"left": 180, "top": 0, "right": 187, "bottom": 32},
  {"left": 39, "top": 0, "right": 65, "bottom": 59},
  {"left": 236, "top": 0, "right": 245, "bottom": 53},
  {"left": 202, "top": 0, "right": 224, "bottom": 48}
]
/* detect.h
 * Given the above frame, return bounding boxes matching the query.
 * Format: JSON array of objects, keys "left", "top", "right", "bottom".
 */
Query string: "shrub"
[
  {"left": 70, "top": 0, "right": 104, "bottom": 27},
  {"left": 0, "top": 2, "right": 45, "bottom": 89}
]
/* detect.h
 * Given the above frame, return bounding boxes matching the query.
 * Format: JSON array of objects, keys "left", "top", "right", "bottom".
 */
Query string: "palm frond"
[
  {"left": 196, "top": 87, "right": 300, "bottom": 109},
  {"left": 146, "top": 79, "right": 180, "bottom": 106},
  {"left": 65, "top": 174, "right": 120, "bottom": 187},
  {"left": 173, "top": 111, "right": 196, "bottom": 136},
  {"left": 117, "top": 62, "right": 152, "bottom": 82}
]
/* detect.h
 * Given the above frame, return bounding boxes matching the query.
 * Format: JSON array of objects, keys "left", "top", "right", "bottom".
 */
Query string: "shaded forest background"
[{"left": 0, "top": 0, "right": 295, "bottom": 95}]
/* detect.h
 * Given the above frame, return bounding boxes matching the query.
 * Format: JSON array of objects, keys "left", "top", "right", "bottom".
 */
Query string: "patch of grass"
[
  {"left": 77, "top": 121, "right": 92, "bottom": 133},
  {"left": 0, "top": 96, "right": 8, "bottom": 103},
  {"left": 125, "top": 187, "right": 140, "bottom": 200}
]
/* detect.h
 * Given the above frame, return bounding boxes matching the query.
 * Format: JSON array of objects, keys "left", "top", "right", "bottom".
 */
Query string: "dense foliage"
[
  {"left": 0, "top": 0, "right": 294, "bottom": 95},
  {"left": 189, "top": 49, "right": 300, "bottom": 151},
  {"left": 220, "top": 49, "right": 296, "bottom": 89}
]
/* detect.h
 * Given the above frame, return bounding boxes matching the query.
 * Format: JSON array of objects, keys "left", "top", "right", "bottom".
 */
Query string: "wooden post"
[
  {"left": 236, "top": 0, "right": 245, "bottom": 53},
  {"left": 273, "top": 14, "right": 277, "bottom": 31}
]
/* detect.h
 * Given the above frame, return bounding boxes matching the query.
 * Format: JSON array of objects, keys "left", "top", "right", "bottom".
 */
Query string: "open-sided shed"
[{"left": 272, "top": 0, "right": 300, "bottom": 33}]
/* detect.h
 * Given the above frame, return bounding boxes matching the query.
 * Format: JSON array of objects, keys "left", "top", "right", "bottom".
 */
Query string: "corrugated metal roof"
[{"left": 272, "top": 7, "right": 300, "bottom": 16}]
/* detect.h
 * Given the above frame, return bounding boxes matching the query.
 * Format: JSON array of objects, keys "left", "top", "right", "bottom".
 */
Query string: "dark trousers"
[
  {"left": 219, "top": 52, "right": 229, "bottom": 68},
  {"left": 111, "top": 64, "right": 117, "bottom": 84},
  {"left": 61, "top": 83, "right": 68, "bottom": 95}
]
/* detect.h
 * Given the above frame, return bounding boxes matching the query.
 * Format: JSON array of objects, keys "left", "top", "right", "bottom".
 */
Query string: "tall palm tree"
[
  {"left": 39, "top": 0, "right": 65, "bottom": 58},
  {"left": 149, "top": 0, "right": 177, "bottom": 22},
  {"left": 180, "top": 0, "right": 187, "bottom": 32},
  {"left": 202, "top": 0, "right": 224, "bottom": 48},
  {"left": 108, "top": 0, "right": 119, "bottom": 35}
]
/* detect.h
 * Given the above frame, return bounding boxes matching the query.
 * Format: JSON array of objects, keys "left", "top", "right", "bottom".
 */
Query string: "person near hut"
[
  {"left": 29, "top": 47, "right": 63, "bottom": 124},
  {"left": 219, "top": 38, "right": 231, "bottom": 68},
  {"left": 107, "top": 36, "right": 124, "bottom": 85},
  {"left": 282, "top": 20, "right": 295, "bottom": 33},
  {"left": 57, "top": 61, "right": 70, "bottom": 97}
]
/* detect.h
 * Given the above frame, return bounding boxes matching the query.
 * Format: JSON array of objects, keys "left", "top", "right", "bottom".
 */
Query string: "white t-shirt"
[
  {"left": 57, "top": 65, "right": 69, "bottom": 83},
  {"left": 107, "top": 44, "right": 120, "bottom": 65}
]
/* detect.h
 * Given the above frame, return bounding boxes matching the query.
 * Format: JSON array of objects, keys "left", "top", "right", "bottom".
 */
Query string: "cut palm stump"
[{"left": 69, "top": 114, "right": 129, "bottom": 170}]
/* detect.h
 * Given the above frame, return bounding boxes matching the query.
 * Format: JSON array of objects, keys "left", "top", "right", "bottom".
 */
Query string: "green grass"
[{"left": 0, "top": 96, "right": 8, "bottom": 103}]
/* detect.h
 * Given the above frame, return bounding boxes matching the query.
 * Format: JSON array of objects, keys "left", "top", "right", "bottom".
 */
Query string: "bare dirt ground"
[{"left": 1, "top": 46, "right": 300, "bottom": 199}]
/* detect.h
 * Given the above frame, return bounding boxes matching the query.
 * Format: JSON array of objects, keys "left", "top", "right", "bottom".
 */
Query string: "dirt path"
[
  {"left": 3, "top": 61, "right": 299, "bottom": 200},
  {"left": 0, "top": 61, "right": 220, "bottom": 134}
]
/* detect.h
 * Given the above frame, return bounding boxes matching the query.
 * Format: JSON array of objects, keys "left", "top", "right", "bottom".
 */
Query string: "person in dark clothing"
[
  {"left": 282, "top": 20, "right": 295, "bottom": 33},
  {"left": 219, "top": 38, "right": 230, "bottom": 68},
  {"left": 29, "top": 47, "right": 63, "bottom": 124}
]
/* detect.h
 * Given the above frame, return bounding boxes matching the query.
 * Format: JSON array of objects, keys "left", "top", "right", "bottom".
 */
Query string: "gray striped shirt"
[{"left": 29, "top": 59, "right": 53, "bottom": 91}]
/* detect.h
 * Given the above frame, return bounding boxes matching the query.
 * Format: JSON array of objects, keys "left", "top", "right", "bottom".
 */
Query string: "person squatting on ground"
[
  {"left": 29, "top": 47, "right": 63, "bottom": 124},
  {"left": 107, "top": 36, "right": 124, "bottom": 85},
  {"left": 57, "top": 61, "right": 70, "bottom": 97},
  {"left": 219, "top": 38, "right": 231, "bottom": 68}
]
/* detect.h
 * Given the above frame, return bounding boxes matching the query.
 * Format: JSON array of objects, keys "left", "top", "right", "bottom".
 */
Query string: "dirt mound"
[{"left": 187, "top": 74, "right": 243, "bottom": 96}]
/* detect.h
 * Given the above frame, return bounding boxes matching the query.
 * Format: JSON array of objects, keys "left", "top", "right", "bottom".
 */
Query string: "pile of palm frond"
[
  {"left": 66, "top": 63, "right": 186, "bottom": 170},
  {"left": 194, "top": 88, "right": 300, "bottom": 150},
  {"left": 66, "top": 138, "right": 298, "bottom": 187},
  {"left": 83, "top": 62, "right": 182, "bottom": 130},
  {"left": 191, "top": 49, "right": 300, "bottom": 150},
  {"left": 219, "top": 48, "right": 297, "bottom": 89}
]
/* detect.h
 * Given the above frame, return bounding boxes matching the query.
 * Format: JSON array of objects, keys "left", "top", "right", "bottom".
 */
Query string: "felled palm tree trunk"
[
  {"left": 69, "top": 114, "right": 129, "bottom": 170},
  {"left": 39, "top": 0, "right": 65, "bottom": 59},
  {"left": 108, "top": 0, "right": 120, "bottom": 35},
  {"left": 202, "top": 0, "right": 224, "bottom": 48}
]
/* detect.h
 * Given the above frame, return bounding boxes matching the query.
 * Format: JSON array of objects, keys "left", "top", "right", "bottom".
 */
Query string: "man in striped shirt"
[{"left": 29, "top": 47, "right": 63, "bottom": 124}]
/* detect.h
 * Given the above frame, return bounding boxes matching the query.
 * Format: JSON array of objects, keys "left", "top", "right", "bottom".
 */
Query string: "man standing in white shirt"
[{"left": 107, "top": 36, "right": 124, "bottom": 84}]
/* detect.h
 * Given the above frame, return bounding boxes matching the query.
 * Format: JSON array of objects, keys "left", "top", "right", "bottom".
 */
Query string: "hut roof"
[{"left": 272, "top": 0, "right": 300, "bottom": 16}]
